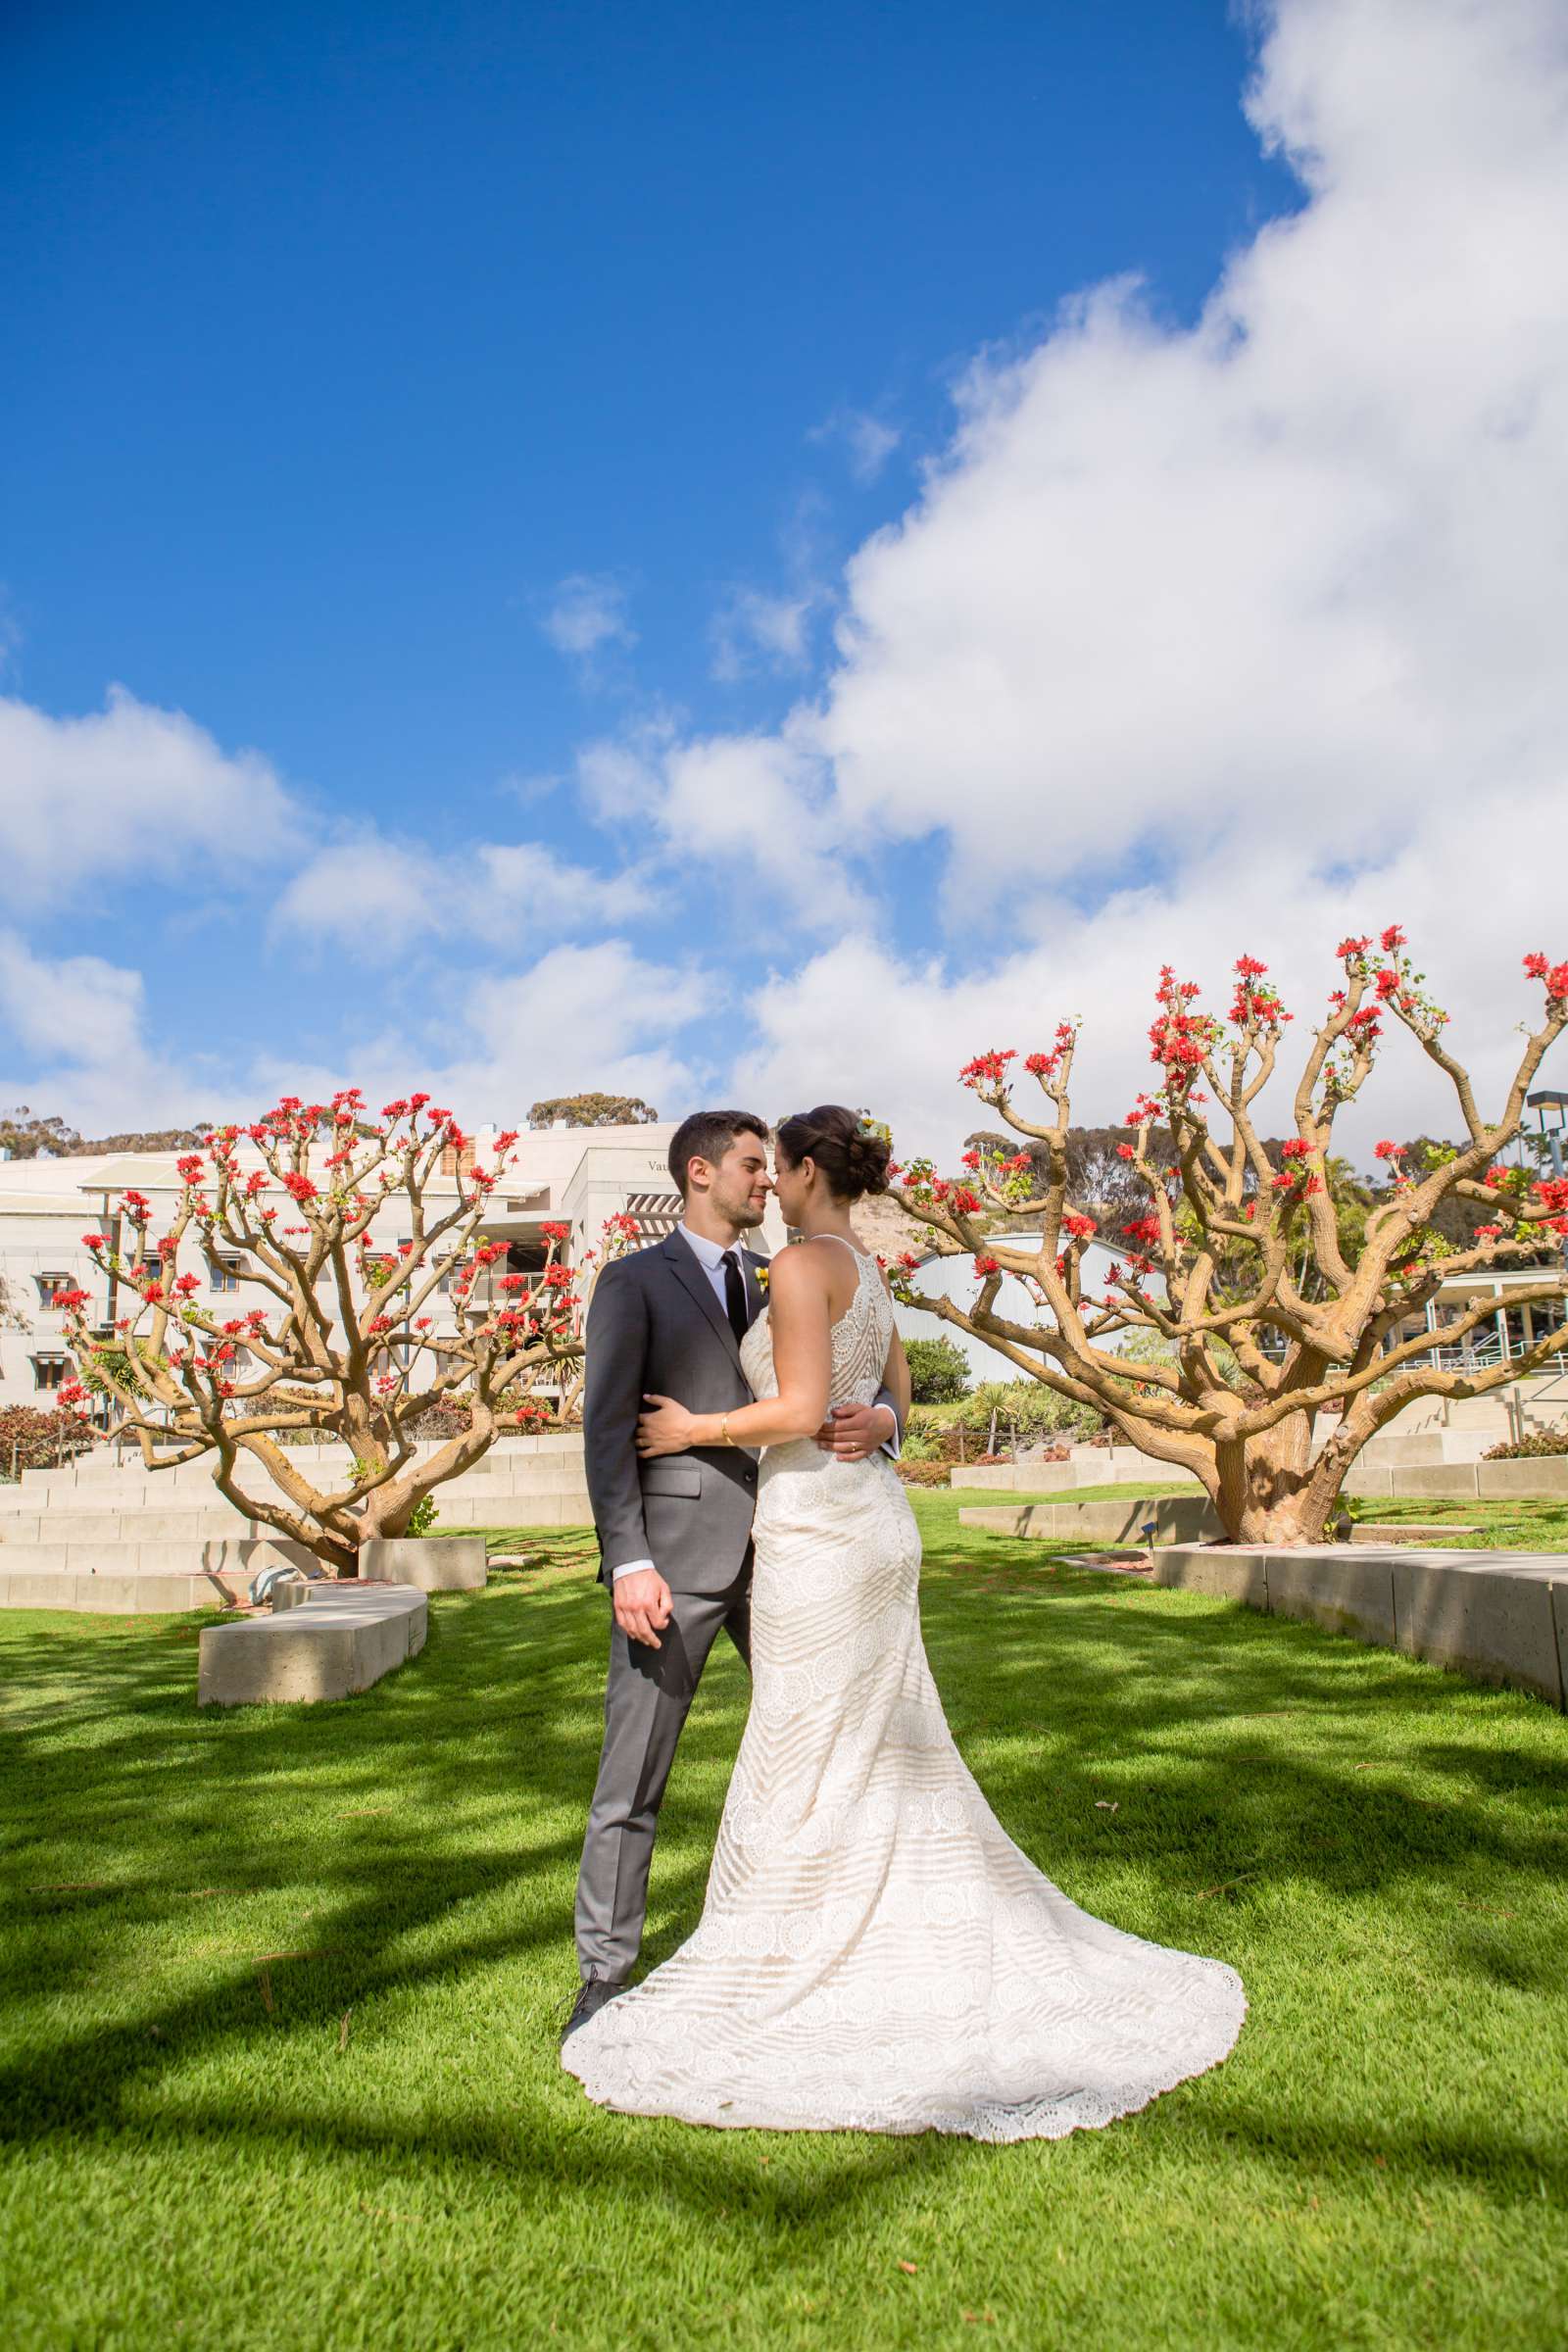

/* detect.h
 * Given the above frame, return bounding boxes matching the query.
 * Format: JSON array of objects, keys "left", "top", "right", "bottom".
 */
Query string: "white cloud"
[
  {"left": 710, "top": 587, "right": 820, "bottom": 680},
  {"left": 805, "top": 0, "right": 1568, "bottom": 909},
  {"left": 0, "top": 931, "right": 146, "bottom": 1068},
  {"left": 0, "top": 929, "right": 717, "bottom": 1140},
  {"left": 540, "top": 572, "right": 635, "bottom": 664},
  {"left": 0, "top": 685, "right": 301, "bottom": 909},
  {"left": 579, "top": 720, "right": 869, "bottom": 935},
  {"left": 0, "top": 930, "right": 202, "bottom": 1134},
  {"left": 810, "top": 408, "right": 902, "bottom": 483},
  {"left": 729, "top": 850, "right": 1568, "bottom": 1174},
  {"left": 411, "top": 940, "right": 716, "bottom": 1123},
  {"left": 633, "top": 0, "right": 1568, "bottom": 1150},
  {"left": 270, "top": 830, "right": 657, "bottom": 959}
]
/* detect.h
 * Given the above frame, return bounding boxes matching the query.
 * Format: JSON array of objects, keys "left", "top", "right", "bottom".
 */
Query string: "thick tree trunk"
[
  {"left": 1210, "top": 1420, "right": 1339, "bottom": 1546},
  {"left": 344, "top": 1420, "right": 497, "bottom": 1568}
]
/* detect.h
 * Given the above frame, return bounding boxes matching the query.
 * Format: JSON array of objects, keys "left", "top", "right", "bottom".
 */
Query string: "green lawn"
[
  {"left": 1340, "top": 1494, "right": 1568, "bottom": 1550},
  {"left": 934, "top": 1483, "right": 1568, "bottom": 1553},
  {"left": 2, "top": 1499, "right": 1566, "bottom": 2351}
]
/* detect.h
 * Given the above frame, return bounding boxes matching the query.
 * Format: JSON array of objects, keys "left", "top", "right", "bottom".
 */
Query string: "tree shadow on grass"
[{"left": 1, "top": 1534, "right": 1565, "bottom": 2197}]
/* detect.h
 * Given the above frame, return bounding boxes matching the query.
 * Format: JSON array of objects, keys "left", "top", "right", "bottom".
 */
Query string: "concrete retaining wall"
[
  {"left": 1341, "top": 1456, "right": 1568, "bottom": 1501},
  {"left": 1153, "top": 1544, "right": 1568, "bottom": 1710},
  {"left": 958, "top": 1494, "right": 1224, "bottom": 1545},
  {"left": 945, "top": 1452, "right": 1568, "bottom": 1503},
  {"left": 958, "top": 1458, "right": 1203, "bottom": 1495}
]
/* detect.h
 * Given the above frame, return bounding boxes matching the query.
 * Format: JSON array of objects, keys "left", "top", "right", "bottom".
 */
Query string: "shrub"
[
  {"left": 905, "top": 1337, "right": 972, "bottom": 1404},
  {"left": 0, "top": 1403, "right": 97, "bottom": 1478},
  {"left": 955, "top": 1379, "right": 1103, "bottom": 1442},
  {"left": 897, "top": 1427, "right": 943, "bottom": 1462},
  {"left": 895, "top": 1457, "right": 952, "bottom": 1488}
]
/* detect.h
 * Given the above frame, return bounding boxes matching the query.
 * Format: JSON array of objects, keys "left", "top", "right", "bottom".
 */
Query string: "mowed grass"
[
  {"left": 2, "top": 1502, "right": 1566, "bottom": 2352},
  {"left": 932, "top": 1481, "right": 1568, "bottom": 1553}
]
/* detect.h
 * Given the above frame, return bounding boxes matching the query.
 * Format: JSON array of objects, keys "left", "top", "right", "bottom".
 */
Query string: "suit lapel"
[{"left": 662, "top": 1230, "right": 745, "bottom": 1372}]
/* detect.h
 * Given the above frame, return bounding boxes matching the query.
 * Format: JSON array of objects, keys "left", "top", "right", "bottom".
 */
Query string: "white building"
[{"left": 0, "top": 1120, "right": 758, "bottom": 1416}]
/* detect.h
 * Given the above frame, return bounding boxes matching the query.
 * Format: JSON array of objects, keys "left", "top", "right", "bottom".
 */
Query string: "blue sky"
[{"left": 3, "top": 0, "right": 1565, "bottom": 1154}]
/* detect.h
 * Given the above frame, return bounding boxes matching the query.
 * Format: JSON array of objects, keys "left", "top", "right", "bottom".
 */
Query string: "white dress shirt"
[
  {"left": 611, "top": 1223, "right": 898, "bottom": 1584},
  {"left": 675, "top": 1220, "right": 748, "bottom": 1315}
]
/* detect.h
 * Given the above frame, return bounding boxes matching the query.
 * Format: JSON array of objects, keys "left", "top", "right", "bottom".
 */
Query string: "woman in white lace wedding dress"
[{"left": 563, "top": 1108, "right": 1246, "bottom": 2139}]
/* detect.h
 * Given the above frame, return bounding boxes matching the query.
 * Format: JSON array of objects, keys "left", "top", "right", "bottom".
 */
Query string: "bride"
[{"left": 562, "top": 1103, "right": 1246, "bottom": 2138}]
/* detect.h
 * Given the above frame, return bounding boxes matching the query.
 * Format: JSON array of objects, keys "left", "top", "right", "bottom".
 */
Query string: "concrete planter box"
[
  {"left": 1153, "top": 1544, "right": 1567, "bottom": 1710},
  {"left": 1391, "top": 1553, "right": 1565, "bottom": 1706},
  {"left": 358, "top": 1536, "right": 487, "bottom": 1592},
  {"left": 1263, "top": 1550, "right": 1397, "bottom": 1644},
  {"left": 1150, "top": 1547, "right": 1268, "bottom": 1605}
]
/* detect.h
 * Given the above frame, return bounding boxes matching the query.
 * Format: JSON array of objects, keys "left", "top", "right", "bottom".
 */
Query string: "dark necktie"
[{"left": 720, "top": 1250, "right": 750, "bottom": 1347}]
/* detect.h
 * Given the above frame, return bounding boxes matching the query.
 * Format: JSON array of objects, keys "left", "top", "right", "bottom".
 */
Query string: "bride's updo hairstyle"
[{"left": 774, "top": 1104, "right": 892, "bottom": 1203}]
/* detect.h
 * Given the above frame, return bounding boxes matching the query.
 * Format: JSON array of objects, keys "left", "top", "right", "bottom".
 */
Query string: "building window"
[
  {"left": 32, "top": 1354, "right": 71, "bottom": 1393},
  {"left": 36, "top": 1271, "right": 76, "bottom": 1308},
  {"left": 210, "top": 1257, "right": 242, "bottom": 1293}
]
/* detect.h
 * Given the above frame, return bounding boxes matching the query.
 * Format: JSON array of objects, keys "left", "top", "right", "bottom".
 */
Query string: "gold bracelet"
[{"left": 720, "top": 1413, "right": 734, "bottom": 1446}]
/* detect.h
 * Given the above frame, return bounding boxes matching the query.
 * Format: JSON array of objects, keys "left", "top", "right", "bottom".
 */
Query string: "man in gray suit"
[{"left": 564, "top": 1107, "right": 899, "bottom": 2038}]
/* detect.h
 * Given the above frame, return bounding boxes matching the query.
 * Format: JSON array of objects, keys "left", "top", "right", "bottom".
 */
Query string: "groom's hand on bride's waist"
[
  {"left": 612, "top": 1567, "right": 674, "bottom": 1651},
  {"left": 813, "top": 1400, "right": 897, "bottom": 1461}
]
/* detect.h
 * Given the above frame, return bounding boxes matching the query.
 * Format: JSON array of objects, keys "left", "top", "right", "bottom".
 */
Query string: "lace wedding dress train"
[{"left": 564, "top": 1242, "right": 1246, "bottom": 2138}]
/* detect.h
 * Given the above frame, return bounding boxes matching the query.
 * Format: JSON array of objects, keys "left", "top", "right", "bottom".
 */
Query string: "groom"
[{"left": 564, "top": 1106, "right": 900, "bottom": 2038}]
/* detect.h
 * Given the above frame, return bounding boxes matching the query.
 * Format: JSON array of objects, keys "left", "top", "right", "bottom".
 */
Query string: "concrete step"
[
  {"left": 0, "top": 1569, "right": 249, "bottom": 1613},
  {"left": 0, "top": 1510, "right": 271, "bottom": 1544},
  {"left": 3, "top": 1488, "right": 594, "bottom": 1534},
  {"left": 17, "top": 1434, "right": 585, "bottom": 1492},
  {"left": 2, "top": 1473, "right": 590, "bottom": 1518},
  {"left": 0, "top": 1537, "right": 315, "bottom": 1595},
  {"left": 9, "top": 1461, "right": 589, "bottom": 1506},
  {"left": 432, "top": 1493, "right": 593, "bottom": 1526}
]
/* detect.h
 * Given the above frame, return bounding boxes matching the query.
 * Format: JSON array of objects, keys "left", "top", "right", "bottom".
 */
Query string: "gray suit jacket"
[{"left": 582, "top": 1230, "right": 768, "bottom": 1594}]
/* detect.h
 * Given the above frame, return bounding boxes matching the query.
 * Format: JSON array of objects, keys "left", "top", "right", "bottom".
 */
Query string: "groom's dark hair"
[{"left": 669, "top": 1109, "right": 770, "bottom": 1199}]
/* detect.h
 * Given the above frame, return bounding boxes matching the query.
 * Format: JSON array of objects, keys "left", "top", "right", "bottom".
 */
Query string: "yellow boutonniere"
[{"left": 756, "top": 1265, "right": 770, "bottom": 1295}]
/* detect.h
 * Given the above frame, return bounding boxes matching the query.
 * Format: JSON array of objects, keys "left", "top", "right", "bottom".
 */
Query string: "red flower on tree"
[
  {"left": 52, "top": 1091, "right": 636, "bottom": 1577},
  {"left": 885, "top": 934, "right": 1568, "bottom": 1548}
]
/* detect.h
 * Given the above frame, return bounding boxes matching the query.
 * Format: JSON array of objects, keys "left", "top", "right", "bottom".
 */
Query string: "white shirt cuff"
[{"left": 612, "top": 1557, "right": 657, "bottom": 1584}]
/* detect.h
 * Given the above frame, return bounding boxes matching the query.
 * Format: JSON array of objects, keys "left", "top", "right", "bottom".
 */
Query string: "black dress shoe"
[{"left": 561, "top": 1976, "right": 627, "bottom": 2042}]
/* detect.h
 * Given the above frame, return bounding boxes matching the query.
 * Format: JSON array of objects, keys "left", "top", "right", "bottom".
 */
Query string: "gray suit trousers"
[{"left": 573, "top": 1555, "right": 753, "bottom": 1983}]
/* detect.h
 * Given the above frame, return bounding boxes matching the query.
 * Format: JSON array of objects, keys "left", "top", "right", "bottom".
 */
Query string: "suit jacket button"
[{"left": 745, "top": 1466, "right": 757, "bottom": 1484}]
